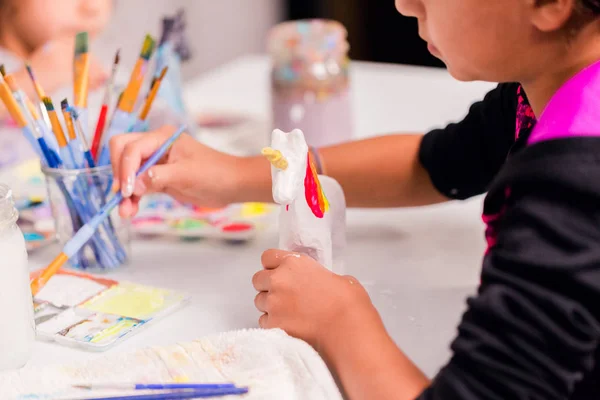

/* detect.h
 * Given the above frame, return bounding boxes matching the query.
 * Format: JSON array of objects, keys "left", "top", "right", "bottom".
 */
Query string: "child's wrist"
[
  {"left": 317, "top": 294, "right": 385, "bottom": 366},
  {"left": 229, "top": 155, "right": 273, "bottom": 204},
  {"left": 309, "top": 146, "right": 326, "bottom": 175}
]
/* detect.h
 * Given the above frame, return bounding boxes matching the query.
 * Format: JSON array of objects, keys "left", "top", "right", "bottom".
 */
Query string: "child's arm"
[
  {"left": 253, "top": 250, "right": 431, "bottom": 400},
  {"left": 254, "top": 139, "right": 600, "bottom": 400},
  {"left": 112, "top": 84, "right": 520, "bottom": 212},
  {"left": 111, "top": 128, "right": 446, "bottom": 211},
  {"left": 237, "top": 134, "right": 447, "bottom": 208}
]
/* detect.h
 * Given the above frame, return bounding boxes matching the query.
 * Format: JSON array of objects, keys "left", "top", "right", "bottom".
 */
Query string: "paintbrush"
[
  {"left": 96, "top": 36, "right": 156, "bottom": 166},
  {"left": 0, "top": 78, "right": 49, "bottom": 163},
  {"left": 117, "top": 34, "right": 156, "bottom": 113},
  {"left": 128, "top": 66, "right": 168, "bottom": 132},
  {"left": 42, "top": 97, "right": 74, "bottom": 167},
  {"left": 73, "top": 383, "right": 236, "bottom": 391},
  {"left": 73, "top": 31, "right": 91, "bottom": 139},
  {"left": 25, "top": 98, "right": 61, "bottom": 165},
  {"left": 91, "top": 49, "right": 120, "bottom": 159},
  {"left": 63, "top": 387, "right": 248, "bottom": 400},
  {"left": 73, "top": 32, "right": 90, "bottom": 109},
  {"left": 25, "top": 63, "right": 52, "bottom": 128},
  {"left": 61, "top": 99, "right": 85, "bottom": 168},
  {"left": 138, "top": 66, "right": 167, "bottom": 121},
  {"left": 71, "top": 107, "right": 96, "bottom": 168},
  {"left": 30, "top": 125, "right": 187, "bottom": 296},
  {"left": 0, "top": 73, "right": 63, "bottom": 166},
  {"left": 5, "top": 71, "right": 60, "bottom": 156}
]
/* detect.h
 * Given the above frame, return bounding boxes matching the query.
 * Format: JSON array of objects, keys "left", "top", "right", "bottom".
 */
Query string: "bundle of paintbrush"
[
  {"left": 0, "top": 34, "right": 125, "bottom": 269},
  {"left": 0, "top": 29, "right": 182, "bottom": 269},
  {"left": 95, "top": 34, "right": 163, "bottom": 166},
  {"left": 94, "top": 9, "right": 194, "bottom": 166}
]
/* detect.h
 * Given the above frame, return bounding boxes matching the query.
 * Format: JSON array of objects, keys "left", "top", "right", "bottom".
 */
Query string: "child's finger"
[
  {"left": 118, "top": 134, "right": 167, "bottom": 197},
  {"left": 254, "top": 292, "right": 269, "bottom": 313},
  {"left": 109, "top": 134, "right": 142, "bottom": 183},
  {"left": 261, "top": 249, "right": 294, "bottom": 269},
  {"left": 119, "top": 197, "right": 134, "bottom": 219},
  {"left": 141, "top": 164, "right": 186, "bottom": 193},
  {"left": 252, "top": 270, "right": 274, "bottom": 292},
  {"left": 258, "top": 313, "right": 269, "bottom": 329}
]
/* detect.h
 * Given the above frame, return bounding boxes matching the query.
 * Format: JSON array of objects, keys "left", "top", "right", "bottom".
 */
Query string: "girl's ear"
[{"left": 531, "top": 0, "right": 578, "bottom": 31}]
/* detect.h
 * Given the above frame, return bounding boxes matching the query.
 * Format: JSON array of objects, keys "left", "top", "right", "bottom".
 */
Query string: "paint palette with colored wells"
[
  {"left": 30, "top": 269, "right": 189, "bottom": 351},
  {"left": 131, "top": 195, "right": 275, "bottom": 241},
  {"left": 16, "top": 198, "right": 56, "bottom": 252}
]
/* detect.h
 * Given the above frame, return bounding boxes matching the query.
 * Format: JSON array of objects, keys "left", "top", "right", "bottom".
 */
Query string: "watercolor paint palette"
[
  {"left": 17, "top": 199, "right": 56, "bottom": 252},
  {"left": 132, "top": 194, "right": 276, "bottom": 242},
  {"left": 30, "top": 269, "right": 189, "bottom": 351},
  {"left": 0, "top": 158, "right": 57, "bottom": 251}
]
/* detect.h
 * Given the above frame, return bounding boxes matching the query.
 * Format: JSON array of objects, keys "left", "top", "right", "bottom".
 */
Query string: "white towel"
[{"left": 0, "top": 328, "right": 343, "bottom": 400}]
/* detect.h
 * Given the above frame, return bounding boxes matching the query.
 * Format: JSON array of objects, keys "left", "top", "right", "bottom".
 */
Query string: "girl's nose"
[{"left": 395, "top": 0, "right": 426, "bottom": 19}]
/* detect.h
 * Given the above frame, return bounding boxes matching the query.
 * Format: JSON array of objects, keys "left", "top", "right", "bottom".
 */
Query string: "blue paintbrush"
[
  {"left": 66, "top": 387, "right": 248, "bottom": 400},
  {"left": 73, "top": 383, "right": 236, "bottom": 391},
  {"left": 31, "top": 125, "right": 187, "bottom": 295}
]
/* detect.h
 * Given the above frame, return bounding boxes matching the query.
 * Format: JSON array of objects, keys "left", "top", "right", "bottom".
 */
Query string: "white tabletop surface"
[{"left": 28, "top": 55, "right": 496, "bottom": 377}]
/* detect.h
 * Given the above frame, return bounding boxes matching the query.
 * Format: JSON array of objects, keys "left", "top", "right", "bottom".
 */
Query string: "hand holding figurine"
[{"left": 253, "top": 249, "right": 377, "bottom": 352}]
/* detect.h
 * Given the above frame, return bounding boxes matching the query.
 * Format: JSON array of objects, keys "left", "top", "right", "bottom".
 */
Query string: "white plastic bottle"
[{"left": 0, "top": 184, "right": 35, "bottom": 370}]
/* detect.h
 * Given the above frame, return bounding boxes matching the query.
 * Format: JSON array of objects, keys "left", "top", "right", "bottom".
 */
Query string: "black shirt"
[{"left": 417, "top": 83, "right": 600, "bottom": 399}]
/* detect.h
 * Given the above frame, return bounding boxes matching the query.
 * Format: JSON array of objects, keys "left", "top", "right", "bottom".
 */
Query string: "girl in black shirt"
[{"left": 110, "top": 1, "right": 600, "bottom": 399}]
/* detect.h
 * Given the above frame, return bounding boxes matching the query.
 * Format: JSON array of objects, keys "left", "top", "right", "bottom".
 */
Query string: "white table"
[{"left": 28, "top": 55, "right": 496, "bottom": 377}]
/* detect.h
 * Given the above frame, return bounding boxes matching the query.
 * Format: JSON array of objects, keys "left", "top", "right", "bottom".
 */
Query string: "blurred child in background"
[
  {"left": 0, "top": 0, "right": 112, "bottom": 116},
  {"left": 0, "top": 0, "right": 111, "bottom": 164}
]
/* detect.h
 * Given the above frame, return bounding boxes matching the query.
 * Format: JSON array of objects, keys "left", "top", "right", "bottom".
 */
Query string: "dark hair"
[{"left": 582, "top": 0, "right": 600, "bottom": 13}]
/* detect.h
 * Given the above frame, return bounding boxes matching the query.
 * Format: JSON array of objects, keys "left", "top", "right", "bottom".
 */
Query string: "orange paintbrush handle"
[
  {"left": 74, "top": 54, "right": 90, "bottom": 108},
  {"left": 139, "top": 67, "right": 167, "bottom": 120},
  {"left": 0, "top": 82, "right": 27, "bottom": 127},
  {"left": 47, "top": 110, "right": 68, "bottom": 147},
  {"left": 25, "top": 98, "right": 40, "bottom": 120},
  {"left": 63, "top": 110, "right": 77, "bottom": 140},
  {"left": 30, "top": 253, "right": 69, "bottom": 296},
  {"left": 118, "top": 59, "right": 145, "bottom": 113}
]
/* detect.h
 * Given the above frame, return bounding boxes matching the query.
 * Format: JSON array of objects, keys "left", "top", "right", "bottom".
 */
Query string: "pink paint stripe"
[{"left": 528, "top": 59, "right": 600, "bottom": 145}]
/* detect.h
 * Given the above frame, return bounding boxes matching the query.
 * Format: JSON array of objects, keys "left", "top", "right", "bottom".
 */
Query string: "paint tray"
[
  {"left": 30, "top": 270, "right": 190, "bottom": 351},
  {"left": 131, "top": 195, "right": 276, "bottom": 241}
]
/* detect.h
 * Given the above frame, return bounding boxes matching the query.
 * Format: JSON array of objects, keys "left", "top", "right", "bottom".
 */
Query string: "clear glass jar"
[
  {"left": 0, "top": 183, "right": 35, "bottom": 370},
  {"left": 269, "top": 19, "right": 354, "bottom": 148},
  {"left": 42, "top": 165, "right": 130, "bottom": 271}
]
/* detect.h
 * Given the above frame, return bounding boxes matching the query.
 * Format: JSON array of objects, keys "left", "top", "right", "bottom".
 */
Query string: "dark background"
[{"left": 286, "top": 0, "right": 445, "bottom": 68}]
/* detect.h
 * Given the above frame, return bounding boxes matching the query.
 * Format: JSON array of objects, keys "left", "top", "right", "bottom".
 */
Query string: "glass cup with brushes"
[{"left": 0, "top": 31, "right": 168, "bottom": 271}]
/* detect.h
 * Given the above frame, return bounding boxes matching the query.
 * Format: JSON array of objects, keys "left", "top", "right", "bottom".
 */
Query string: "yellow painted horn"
[{"left": 261, "top": 147, "right": 288, "bottom": 170}]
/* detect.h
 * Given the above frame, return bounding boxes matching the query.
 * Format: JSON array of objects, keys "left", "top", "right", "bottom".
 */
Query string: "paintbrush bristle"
[
  {"left": 114, "top": 49, "right": 121, "bottom": 65},
  {"left": 72, "top": 384, "right": 92, "bottom": 390},
  {"left": 158, "top": 66, "right": 168, "bottom": 80},
  {"left": 140, "top": 34, "right": 156, "bottom": 61},
  {"left": 69, "top": 106, "right": 79, "bottom": 118},
  {"left": 0, "top": 65, "right": 6, "bottom": 77},
  {"left": 25, "top": 64, "right": 36, "bottom": 81},
  {"left": 75, "top": 32, "right": 89, "bottom": 55},
  {"left": 60, "top": 99, "right": 70, "bottom": 111},
  {"left": 42, "top": 97, "right": 54, "bottom": 111}
]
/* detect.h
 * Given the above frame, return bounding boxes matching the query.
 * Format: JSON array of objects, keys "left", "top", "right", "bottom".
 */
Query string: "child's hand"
[
  {"left": 253, "top": 249, "right": 378, "bottom": 351},
  {"left": 26, "top": 36, "right": 108, "bottom": 94},
  {"left": 109, "top": 125, "right": 241, "bottom": 218}
]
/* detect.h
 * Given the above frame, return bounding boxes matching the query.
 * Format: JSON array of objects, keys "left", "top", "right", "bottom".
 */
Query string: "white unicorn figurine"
[{"left": 262, "top": 129, "right": 346, "bottom": 272}]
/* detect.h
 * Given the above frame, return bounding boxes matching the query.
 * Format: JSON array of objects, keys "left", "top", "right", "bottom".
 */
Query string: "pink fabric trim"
[{"left": 528, "top": 60, "right": 600, "bottom": 145}]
